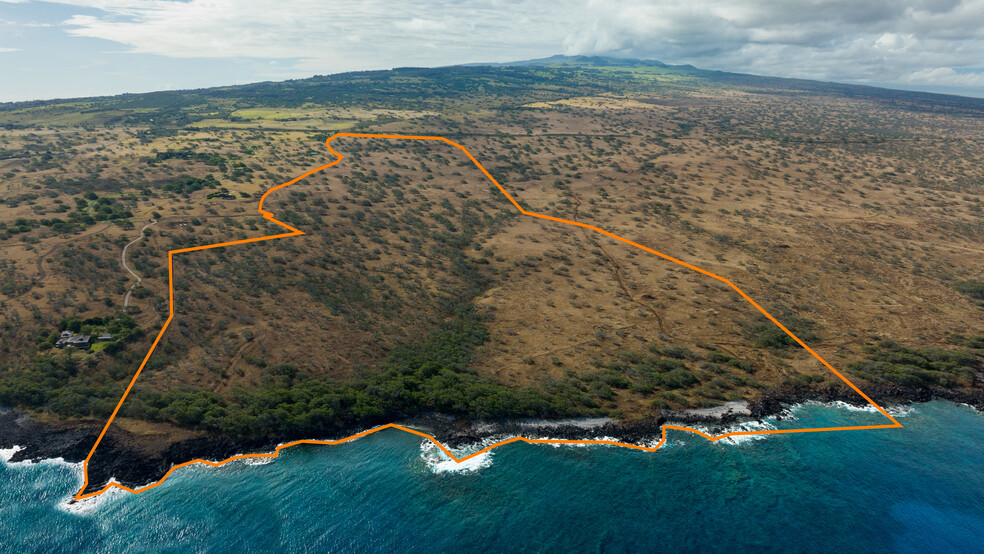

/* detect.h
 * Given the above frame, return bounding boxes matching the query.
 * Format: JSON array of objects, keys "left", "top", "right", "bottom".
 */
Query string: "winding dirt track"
[
  {"left": 121, "top": 220, "right": 156, "bottom": 307},
  {"left": 73, "top": 133, "right": 902, "bottom": 502}
]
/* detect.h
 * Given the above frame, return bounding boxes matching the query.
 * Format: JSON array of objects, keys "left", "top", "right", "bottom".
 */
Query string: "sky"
[{"left": 2, "top": 0, "right": 984, "bottom": 102}]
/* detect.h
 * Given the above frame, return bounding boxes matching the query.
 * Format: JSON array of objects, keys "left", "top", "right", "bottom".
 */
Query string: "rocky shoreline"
[{"left": 2, "top": 383, "right": 981, "bottom": 498}]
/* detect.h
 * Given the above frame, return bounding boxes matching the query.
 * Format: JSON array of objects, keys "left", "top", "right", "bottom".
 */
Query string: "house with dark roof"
[
  {"left": 55, "top": 330, "right": 92, "bottom": 349},
  {"left": 54, "top": 330, "right": 74, "bottom": 348},
  {"left": 67, "top": 334, "right": 91, "bottom": 349}
]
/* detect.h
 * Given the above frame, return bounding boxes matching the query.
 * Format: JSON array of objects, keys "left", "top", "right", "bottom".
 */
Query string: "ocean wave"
[
  {"left": 419, "top": 440, "right": 493, "bottom": 474},
  {"left": 419, "top": 433, "right": 663, "bottom": 473},
  {"left": 827, "top": 400, "right": 880, "bottom": 413},
  {"left": 537, "top": 436, "right": 624, "bottom": 448},
  {"left": 887, "top": 404, "right": 913, "bottom": 417},
  {"left": 1, "top": 447, "right": 82, "bottom": 471},
  {"left": 0, "top": 445, "right": 25, "bottom": 464},
  {"left": 786, "top": 400, "right": 912, "bottom": 418},
  {"left": 231, "top": 431, "right": 378, "bottom": 465},
  {"left": 685, "top": 419, "right": 779, "bottom": 446},
  {"left": 771, "top": 406, "right": 800, "bottom": 421},
  {"left": 1, "top": 445, "right": 107, "bottom": 516},
  {"left": 240, "top": 457, "right": 275, "bottom": 466},
  {"left": 58, "top": 480, "right": 126, "bottom": 516},
  {"left": 955, "top": 402, "right": 983, "bottom": 414},
  {"left": 637, "top": 436, "right": 676, "bottom": 450}
]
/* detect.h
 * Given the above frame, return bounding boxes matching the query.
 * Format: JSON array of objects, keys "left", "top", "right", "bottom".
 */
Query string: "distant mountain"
[
  {"left": 462, "top": 54, "right": 696, "bottom": 71},
  {"left": 464, "top": 54, "right": 984, "bottom": 116},
  {"left": 3, "top": 54, "right": 984, "bottom": 120}
]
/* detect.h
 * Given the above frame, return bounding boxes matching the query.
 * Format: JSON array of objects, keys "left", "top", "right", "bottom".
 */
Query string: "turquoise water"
[{"left": 2, "top": 401, "right": 982, "bottom": 552}]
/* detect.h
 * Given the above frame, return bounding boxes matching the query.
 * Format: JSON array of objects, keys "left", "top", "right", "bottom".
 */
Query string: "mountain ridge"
[{"left": 4, "top": 55, "right": 984, "bottom": 114}]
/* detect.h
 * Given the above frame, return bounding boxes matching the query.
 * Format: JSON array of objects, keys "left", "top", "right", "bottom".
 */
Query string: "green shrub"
[
  {"left": 848, "top": 340, "right": 980, "bottom": 389},
  {"left": 954, "top": 280, "right": 984, "bottom": 301}
]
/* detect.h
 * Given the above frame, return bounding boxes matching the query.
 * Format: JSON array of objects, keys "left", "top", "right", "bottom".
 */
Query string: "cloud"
[
  {"left": 901, "top": 67, "right": 984, "bottom": 87},
  {"left": 45, "top": 0, "right": 573, "bottom": 74},
  {"left": 0, "top": 47, "right": 20, "bottom": 52},
  {"left": 12, "top": 0, "right": 984, "bottom": 92},
  {"left": 562, "top": 0, "right": 984, "bottom": 84},
  {"left": 393, "top": 18, "right": 449, "bottom": 32}
]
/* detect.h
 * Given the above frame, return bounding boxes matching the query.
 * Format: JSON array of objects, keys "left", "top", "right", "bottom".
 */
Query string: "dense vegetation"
[
  {"left": 954, "top": 280, "right": 984, "bottom": 303},
  {"left": 161, "top": 174, "right": 220, "bottom": 196},
  {"left": 0, "top": 309, "right": 606, "bottom": 436},
  {"left": 0, "top": 312, "right": 145, "bottom": 415},
  {"left": 121, "top": 310, "right": 604, "bottom": 438},
  {"left": 556, "top": 344, "right": 762, "bottom": 410},
  {"left": 741, "top": 310, "right": 820, "bottom": 350},
  {"left": 0, "top": 259, "right": 35, "bottom": 296},
  {"left": 151, "top": 149, "right": 228, "bottom": 172},
  {"left": 0, "top": 191, "right": 136, "bottom": 240},
  {"left": 847, "top": 338, "right": 983, "bottom": 389},
  {"left": 82, "top": 193, "right": 133, "bottom": 222},
  {"left": 39, "top": 312, "right": 143, "bottom": 352},
  {"left": 0, "top": 354, "right": 124, "bottom": 419}
]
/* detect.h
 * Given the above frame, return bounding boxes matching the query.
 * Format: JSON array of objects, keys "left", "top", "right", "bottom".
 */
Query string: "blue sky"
[{"left": 2, "top": 0, "right": 984, "bottom": 102}]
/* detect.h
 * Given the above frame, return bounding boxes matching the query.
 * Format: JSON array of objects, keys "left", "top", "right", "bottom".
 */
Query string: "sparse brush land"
[{"left": 1, "top": 57, "right": 983, "bottom": 490}]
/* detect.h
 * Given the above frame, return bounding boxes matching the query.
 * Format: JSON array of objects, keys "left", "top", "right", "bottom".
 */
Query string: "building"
[
  {"left": 55, "top": 330, "right": 92, "bottom": 349},
  {"left": 67, "top": 334, "right": 91, "bottom": 349},
  {"left": 54, "top": 330, "right": 74, "bottom": 348}
]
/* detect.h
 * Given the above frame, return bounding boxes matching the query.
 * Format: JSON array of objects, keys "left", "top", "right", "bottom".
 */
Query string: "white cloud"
[
  {"left": 0, "top": 47, "right": 20, "bottom": 52},
  {"left": 8, "top": 0, "right": 984, "bottom": 92},
  {"left": 560, "top": 0, "right": 984, "bottom": 86},
  {"left": 901, "top": 67, "right": 984, "bottom": 87},
  {"left": 394, "top": 18, "right": 449, "bottom": 32},
  {"left": 48, "top": 0, "right": 571, "bottom": 72}
]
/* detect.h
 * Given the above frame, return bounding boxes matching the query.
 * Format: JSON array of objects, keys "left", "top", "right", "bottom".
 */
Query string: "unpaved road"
[{"left": 122, "top": 220, "right": 156, "bottom": 307}]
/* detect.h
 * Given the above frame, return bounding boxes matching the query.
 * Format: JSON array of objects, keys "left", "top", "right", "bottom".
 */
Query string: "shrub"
[
  {"left": 848, "top": 340, "right": 980, "bottom": 389},
  {"left": 954, "top": 280, "right": 984, "bottom": 301}
]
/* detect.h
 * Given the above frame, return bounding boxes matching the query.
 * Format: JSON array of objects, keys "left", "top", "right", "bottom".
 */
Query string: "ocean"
[{"left": 2, "top": 401, "right": 982, "bottom": 552}]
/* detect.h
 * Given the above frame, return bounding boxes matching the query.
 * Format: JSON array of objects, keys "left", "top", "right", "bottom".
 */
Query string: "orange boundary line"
[{"left": 72, "top": 133, "right": 902, "bottom": 501}]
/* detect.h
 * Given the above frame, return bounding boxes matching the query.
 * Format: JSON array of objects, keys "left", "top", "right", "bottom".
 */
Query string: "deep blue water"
[{"left": 2, "top": 401, "right": 983, "bottom": 552}]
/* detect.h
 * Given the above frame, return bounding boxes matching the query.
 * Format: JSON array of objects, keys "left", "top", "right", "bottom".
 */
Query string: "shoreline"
[{"left": 2, "top": 384, "right": 982, "bottom": 498}]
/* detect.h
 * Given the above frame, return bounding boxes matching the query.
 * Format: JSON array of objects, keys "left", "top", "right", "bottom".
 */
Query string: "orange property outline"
[{"left": 73, "top": 133, "right": 902, "bottom": 501}]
